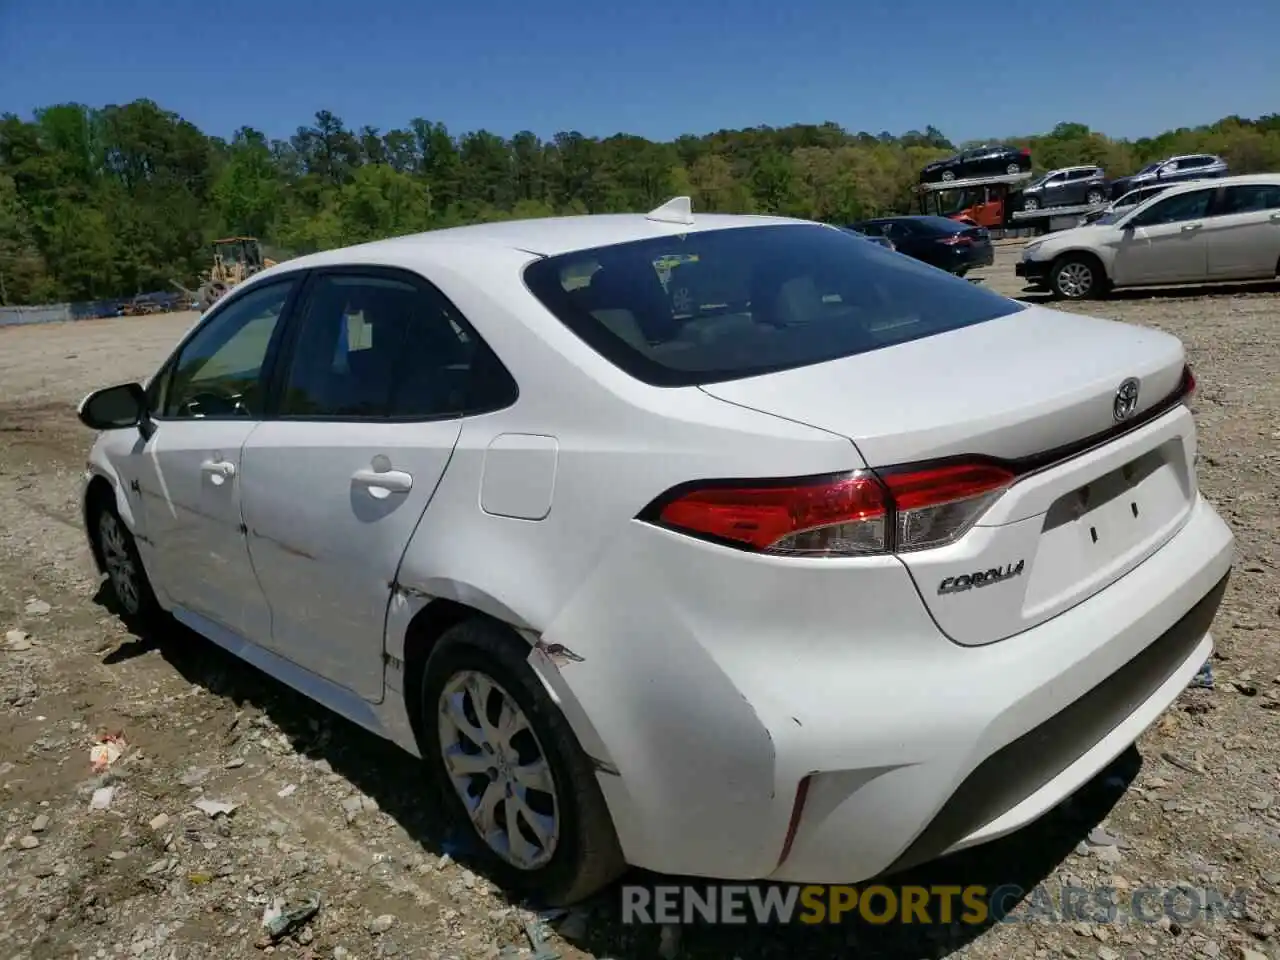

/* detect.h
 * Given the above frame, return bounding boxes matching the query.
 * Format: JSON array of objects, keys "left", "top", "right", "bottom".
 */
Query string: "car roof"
[
  {"left": 275, "top": 211, "right": 814, "bottom": 268},
  {"left": 1155, "top": 173, "right": 1279, "bottom": 197}
]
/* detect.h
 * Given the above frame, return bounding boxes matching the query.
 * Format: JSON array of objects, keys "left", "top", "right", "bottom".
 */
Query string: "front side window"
[
  {"left": 1128, "top": 189, "right": 1214, "bottom": 227},
  {"left": 523, "top": 224, "right": 1024, "bottom": 387},
  {"left": 279, "top": 272, "right": 516, "bottom": 419},
  {"left": 159, "top": 279, "right": 296, "bottom": 419}
]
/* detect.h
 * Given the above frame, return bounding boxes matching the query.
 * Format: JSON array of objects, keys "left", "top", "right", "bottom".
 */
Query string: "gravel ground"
[{"left": 2, "top": 248, "right": 1279, "bottom": 960}]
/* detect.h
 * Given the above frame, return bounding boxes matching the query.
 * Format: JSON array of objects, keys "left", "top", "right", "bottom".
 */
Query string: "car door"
[
  {"left": 239, "top": 267, "right": 515, "bottom": 700},
  {"left": 1111, "top": 186, "right": 1216, "bottom": 286},
  {"left": 134, "top": 277, "right": 300, "bottom": 641},
  {"left": 1204, "top": 183, "right": 1280, "bottom": 279},
  {"left": 1039, "top": 172, "right": 1067, "bottom": 205}
]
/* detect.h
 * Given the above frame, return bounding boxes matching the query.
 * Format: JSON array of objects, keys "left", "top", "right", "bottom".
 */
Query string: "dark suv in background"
[
  {"left": 1109, "top": 154, "right": 1228, "bottom": 199},
  {"left": 919, "top": 144, "right": 1033, "bottom": 184},
  {"left": 1019, "top": 166, "right": 1109, "bottom": 211}
]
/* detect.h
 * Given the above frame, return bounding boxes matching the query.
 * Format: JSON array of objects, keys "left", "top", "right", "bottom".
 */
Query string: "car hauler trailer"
[
  {"left": 916, "top": 172, "right": 1033, "bottom": 238},
  {"left": 917, "top": 173, "right": 1112, "bottom": 237},
  {"left": 1009, "top": 201, "right": 1110, "bottom": 234}
]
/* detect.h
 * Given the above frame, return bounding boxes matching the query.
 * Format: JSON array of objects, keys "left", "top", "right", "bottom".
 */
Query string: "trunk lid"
[{"left": 700, "top": 305, "right": 1198, "bottom": 644}]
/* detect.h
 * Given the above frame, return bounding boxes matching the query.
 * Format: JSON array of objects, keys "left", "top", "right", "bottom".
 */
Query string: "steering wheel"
[{"left": 181, "top": 387, "right": 250, "bottom": 418}]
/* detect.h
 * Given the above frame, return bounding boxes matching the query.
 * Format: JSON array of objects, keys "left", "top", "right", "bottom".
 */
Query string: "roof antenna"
[{"left": 645, "top": 196, "right": 694, "bottom": 226}]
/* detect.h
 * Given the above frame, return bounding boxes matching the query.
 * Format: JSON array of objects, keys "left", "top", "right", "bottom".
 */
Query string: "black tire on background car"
[
  {"left": 1006, "top": 163, "right": 1021, "bottom": 175},
  {"left": 1086, "top": 189, "right": 1105, "bottom": 204},
  {"left": 940, "top": 170, "right": 956, "bottom": 182},
  {"left": 1023, "top": 197, "right": 1040, "bottom": 211},
  {"left": 420, "top": 618, "right": 625, "bottom": 905},
  {"left": 1050, "top": 254, "right": 1104, "bottom": 300},
  {"left": 89, "top": 495, "right": 161, "bottom": 628}
]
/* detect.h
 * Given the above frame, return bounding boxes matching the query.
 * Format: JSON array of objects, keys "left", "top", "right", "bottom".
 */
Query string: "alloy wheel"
[
  {"left": 1056, "top": 261, "right": 1094, "bottom": 299},
  {"left": 99, "top": 511, "right": 141, "bottom": 616},
  {"left": 437, "top": 670, "right": 560, "bottom": 870}
]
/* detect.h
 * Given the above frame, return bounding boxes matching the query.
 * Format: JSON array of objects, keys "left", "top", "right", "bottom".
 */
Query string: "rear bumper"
[
  {"left": 769, "top": 492, "right": 1232, "bottom": 882},
  {"left": 1015, "top": 259, "right": 1052, "bottom": 285},
  {"left": 540, "top": 489, "right": 1233, "bottom": 883}
]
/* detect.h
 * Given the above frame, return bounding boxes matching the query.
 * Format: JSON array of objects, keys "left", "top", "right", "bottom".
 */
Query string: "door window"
[
  {"left": 1128, "top": 189, "right": 1214, "bottom": 227},
  {"left": 157, "top": 279, "right": 296, "bottom": 419},
  {"left": 278, "top": 272, "right": 517, "bottom": 420},
  {"left": 1215, "top": 184, "right": 1280, "bottom": 215}
]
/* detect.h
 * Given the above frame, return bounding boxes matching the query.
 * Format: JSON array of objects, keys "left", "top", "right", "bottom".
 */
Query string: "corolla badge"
[{"left": 1113, "top": 377, "right": 1141, "bottom": 422}]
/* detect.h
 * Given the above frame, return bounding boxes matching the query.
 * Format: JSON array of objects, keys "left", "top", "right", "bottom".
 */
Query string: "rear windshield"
[
  {"left": 522, "top": 223, "right": 1024, "bottom": 387},
  {"left": 903, "top": 216, "right": 972, "bottom": 235}
]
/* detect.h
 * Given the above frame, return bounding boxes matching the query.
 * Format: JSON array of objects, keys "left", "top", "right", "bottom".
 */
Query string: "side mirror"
[{"left": 77, "top": 383, "right": 149, "bottom": 433}]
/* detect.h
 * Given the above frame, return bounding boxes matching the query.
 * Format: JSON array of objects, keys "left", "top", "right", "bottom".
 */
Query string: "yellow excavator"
[{"left": 172, "top": 237, "right": 277, "bottom": 311}]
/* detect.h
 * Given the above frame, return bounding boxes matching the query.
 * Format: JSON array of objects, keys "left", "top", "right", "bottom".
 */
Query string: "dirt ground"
[{"left": 2, "top": 247, "right": 1279, "bottom": 960}]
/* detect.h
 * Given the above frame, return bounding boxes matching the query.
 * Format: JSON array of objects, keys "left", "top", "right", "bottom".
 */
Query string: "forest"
[{"left": 2, "top": 100, "right": 1280, "bottom": 304}]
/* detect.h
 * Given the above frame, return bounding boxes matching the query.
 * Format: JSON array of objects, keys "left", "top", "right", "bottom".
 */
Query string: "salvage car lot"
[{"left": 2, "top": 245, "right": 1279, "bottom": 960}]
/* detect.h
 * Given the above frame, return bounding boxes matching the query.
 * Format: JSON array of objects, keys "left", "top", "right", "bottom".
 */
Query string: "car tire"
[
  {"left": 1086, "top": 189, "right": 1104, "bottom": 204},
  {"left": 1023, "top": 197, "right": 1040, "bottom": 212},
  {"left": 89, "top": 495, "right": 161, "bottom": 629},
  {"left": 941, "top": 170, "right": 956, "bottom": 182},
  {"left": 1050, "top": 255, "right": 1104, "bottom": 301},
  {"left": 420, "top": 618, "right": 625, "bottom": 906},
  {"left": 1006, "top": 163, "right": 1021, "bottom": 175}
]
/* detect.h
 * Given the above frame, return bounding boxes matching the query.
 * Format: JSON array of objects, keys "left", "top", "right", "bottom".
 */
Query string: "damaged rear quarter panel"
[{"left": 531, "top": 558, "right": 783, "bottom": 878}]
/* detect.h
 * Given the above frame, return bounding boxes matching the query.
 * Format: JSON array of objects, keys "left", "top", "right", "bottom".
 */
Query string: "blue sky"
[{"left": 2, "top": 0, "right": 1276, "bottom": 145}]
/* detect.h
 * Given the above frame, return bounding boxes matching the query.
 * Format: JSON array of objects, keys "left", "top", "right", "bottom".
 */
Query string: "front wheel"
[
  {"left": 1051, "top": 256, "right": 1103, "bottom": 300},
  {"left": 1086, "top": 189, "right": 1104, "bottom": 204},
  {"left": 940, "top": 170, "right": 956, "bottom": 182},
  {"left": 420, "top": 619, "right": 625, "bottom": 905},
  {"left": 91, "top": 500, "right": 160, "bottom": 628},
  {"left": 1023, "top": 197, "right": 1040, "bottom": 212},
  {"left": 1006, "top": 163, "right": 1021, "bottom": 175}
]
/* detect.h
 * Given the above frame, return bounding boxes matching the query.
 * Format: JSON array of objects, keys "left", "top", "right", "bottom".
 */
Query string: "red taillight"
[
  {"left": 939, "top": 234, "right": 973, "bottom": 246},
  {"left": 644, "top": 462, "right": 1015, "bottom": 558},
  {"left": 880, "top": 463, "right": 1015, "bottom": 553},
  {"left": 653, "top": 473, "right": 888, "bottom": 556},
  {"left": 1021, "top": 147, "right": 1031, "bottom": 156}
]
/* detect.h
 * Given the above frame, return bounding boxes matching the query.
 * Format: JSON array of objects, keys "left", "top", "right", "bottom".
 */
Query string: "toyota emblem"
[{"left": 1113, "top": 377, "right": 1141, "bottom": 422}]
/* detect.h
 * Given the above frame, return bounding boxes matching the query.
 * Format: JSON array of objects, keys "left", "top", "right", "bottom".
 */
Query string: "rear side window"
[
  {"left": 1217, "top": 183, "right": 1280, "bottom": 215},
  {"left": 279, "top": 273, "right": 517, "bottom": 420},
  {"left": 523, "top": 224, "right": 1024, "bottom": 387}
]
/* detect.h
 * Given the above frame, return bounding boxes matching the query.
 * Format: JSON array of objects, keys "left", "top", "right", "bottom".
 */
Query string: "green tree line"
[{"left": 3, "top": 101, "right": 1280, "bottom": 304}]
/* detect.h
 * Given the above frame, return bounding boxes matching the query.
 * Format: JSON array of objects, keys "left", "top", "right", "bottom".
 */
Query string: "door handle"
[
  {"left": 352, "top": 467, "right": 413, "bottom": 498},
  {"left": 1180, "top": 223, "right": 1202, "bottom": 233},
  {"left": 200, "top": 459, "right": 236, "bottom": 486}
]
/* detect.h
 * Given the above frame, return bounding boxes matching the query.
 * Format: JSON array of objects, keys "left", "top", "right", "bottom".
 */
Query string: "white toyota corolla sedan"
[{"left": 78, "top": 198, "right": 1233, "bottom": 905}]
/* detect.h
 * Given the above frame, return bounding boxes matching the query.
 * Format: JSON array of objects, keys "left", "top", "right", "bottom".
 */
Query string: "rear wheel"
[
  {"left": 1023, "top": 197, "right": 1040, "bottom": 212},
  {"left": 1050, "top": 255, "right": 1103, "bottom": 300},
  {"left": 1086, "top": 188, "right": 1105, "bottom": 204},
  {"left": 420, "top": 618, "right": 625, "bottom": 905},
  {"left": 941, "top": 170, "right": 956, "bottom": 182},
  {"left": 1006, "top": 163, "right": 1021, "bottom": 175}
]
